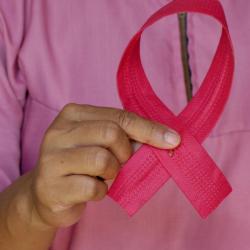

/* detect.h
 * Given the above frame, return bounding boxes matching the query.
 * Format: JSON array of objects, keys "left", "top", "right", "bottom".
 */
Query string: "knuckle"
[
  {"left": 42, "top": 128, "right": 60, "bottom": 148},
  {"left": 61, "top": 103, "right": 81, "bottom": 121},
  {"left": 144, "top": 123, "right": 158, "bottom": 143},
  {"left": 101, "top": 122, "right": 122, "bottom": 144},
  {"left": 62, "top": 103, "right": 79, "bottom": 114},
  {"left": 79, "top": 104, "right": 95, "bottom": 113},
  {"left": 117, "top": 110, "right": 136, "bottom": 130},
  {"left": 38, "top": 152, "right": 61, "bottom": 178},
  {"left": 61, "top": 103, "right": 96, "bottom": 121},
  {"left": 95, "top": 149, "right": 111, "bottom": 175}
]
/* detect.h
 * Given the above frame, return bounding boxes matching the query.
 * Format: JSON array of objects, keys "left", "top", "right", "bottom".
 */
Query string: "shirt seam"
[{"left": 208, "top": 129, "right": 250, "bottom": 138}]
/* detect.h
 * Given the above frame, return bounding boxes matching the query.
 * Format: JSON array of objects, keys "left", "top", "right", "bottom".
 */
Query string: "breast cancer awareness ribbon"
[{"left": 108, "top": 0, "right": 234, "bottom": 218}]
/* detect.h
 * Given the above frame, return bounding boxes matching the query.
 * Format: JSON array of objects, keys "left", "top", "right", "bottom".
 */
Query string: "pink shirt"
[{"left": 0, "top": 0, "right": 249, "bottom": 249}]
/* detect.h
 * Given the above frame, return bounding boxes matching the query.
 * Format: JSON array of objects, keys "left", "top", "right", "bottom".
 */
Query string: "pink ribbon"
[{"left": 108, "top": 0, "right": 234, "bottom": 218}]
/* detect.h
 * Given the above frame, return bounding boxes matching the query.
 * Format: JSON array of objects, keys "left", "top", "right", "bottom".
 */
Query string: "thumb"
[{"left": 115, "top": 111, "right": 181, "bottom": 149}]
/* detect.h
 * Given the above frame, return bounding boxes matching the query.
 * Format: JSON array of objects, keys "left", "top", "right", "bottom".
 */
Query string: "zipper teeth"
[{"left": 178, "top": 13, "right": 193, "bottom": 102}]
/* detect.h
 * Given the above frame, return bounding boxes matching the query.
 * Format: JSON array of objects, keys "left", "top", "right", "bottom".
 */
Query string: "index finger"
[{"left": 60, "top": 103, "right": 181, "bottom": 149}]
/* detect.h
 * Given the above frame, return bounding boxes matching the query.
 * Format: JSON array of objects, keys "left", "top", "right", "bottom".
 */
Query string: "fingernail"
[{"left": 164, "top": 130, "right": 181, "bottom": 147}]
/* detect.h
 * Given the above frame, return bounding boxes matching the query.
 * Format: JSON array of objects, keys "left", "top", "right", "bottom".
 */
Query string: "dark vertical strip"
[{"left": 178, "top": 13, "right": 193, "bottom": 102}]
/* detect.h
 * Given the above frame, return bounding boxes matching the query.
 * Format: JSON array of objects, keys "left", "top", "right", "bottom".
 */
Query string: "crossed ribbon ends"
[{"left": 108, "top": 0, "right": 234, "bottom": 218}]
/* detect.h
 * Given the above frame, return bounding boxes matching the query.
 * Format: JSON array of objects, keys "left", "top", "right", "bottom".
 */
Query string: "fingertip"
[{"left": 163, "top": 129, "right": 181, "bottom": 149}]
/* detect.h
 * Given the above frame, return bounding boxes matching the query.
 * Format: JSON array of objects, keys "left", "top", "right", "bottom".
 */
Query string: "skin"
[{"left": 0, "top": 104, "right": 181, "bottom": 250}]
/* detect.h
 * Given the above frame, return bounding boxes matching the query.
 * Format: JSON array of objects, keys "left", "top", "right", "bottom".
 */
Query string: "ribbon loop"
[{"left": 108, "top": 0, "right": 234, "bottom": 218}]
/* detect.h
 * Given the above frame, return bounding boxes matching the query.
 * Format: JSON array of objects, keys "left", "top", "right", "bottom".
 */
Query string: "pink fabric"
[
  {"left": 0, "top": 0, "right": 250, "bottom": 249},
  {"left": 108, "top": 0, "right": 233, "bottom": 218}
]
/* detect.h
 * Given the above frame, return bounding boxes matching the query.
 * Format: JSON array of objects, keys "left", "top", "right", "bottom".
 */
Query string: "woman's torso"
[{"left": 12, "top": 0, "right": 250, "bottom": 249}]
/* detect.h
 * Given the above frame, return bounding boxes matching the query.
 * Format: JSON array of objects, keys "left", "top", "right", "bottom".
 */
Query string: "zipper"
[{"left": 178, "top": 13, "right": 193, "bottom": 102}]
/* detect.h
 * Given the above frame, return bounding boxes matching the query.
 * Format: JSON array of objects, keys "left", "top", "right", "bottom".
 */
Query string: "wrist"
[{"left": 4, "top": 171, "right": 57, "bottom": 235}]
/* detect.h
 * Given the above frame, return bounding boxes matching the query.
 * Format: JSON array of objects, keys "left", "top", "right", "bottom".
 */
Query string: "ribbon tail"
[
  {"left": 155, "top": 131, "right": 232, "bottom": 218},
  {"left": 108, "top": 145, "right": 171, "bottom": 216}
]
